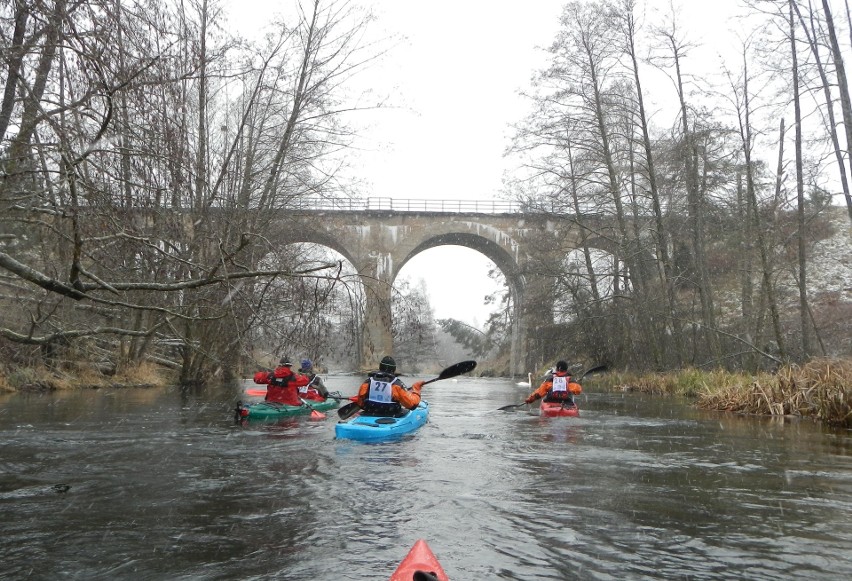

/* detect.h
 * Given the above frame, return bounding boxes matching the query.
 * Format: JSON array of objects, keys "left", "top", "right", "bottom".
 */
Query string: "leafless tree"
[{"left": 0, "top": 0, "right": 378, "bottom": 384}]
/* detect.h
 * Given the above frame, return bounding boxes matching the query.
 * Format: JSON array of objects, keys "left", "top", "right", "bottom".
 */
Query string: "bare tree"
[
  {"left": 0, "top": 0, "right": 378, "bottom": 384},
  {"left": 819, "top": 0, "right": 852, "bottom": 221},
  {"left": 654, "top": 5, "right": 720, "bottom": 360}
]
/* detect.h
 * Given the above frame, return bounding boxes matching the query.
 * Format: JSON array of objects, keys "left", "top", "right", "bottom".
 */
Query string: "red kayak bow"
[{"left": 389, "top": 539, "right": 449, "bottom": 581}]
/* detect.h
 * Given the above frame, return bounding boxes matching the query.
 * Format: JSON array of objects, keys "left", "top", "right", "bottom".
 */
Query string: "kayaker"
[
  {"left": 253, "top": 357, "right": 310, "bottom": 405},
  {"left": 524, "top": 360, "right": 582, "bottom": 406},
  {"left": 352, "top": 355, "right": 425, "bottom": 417},
  {"left": 297, "top": 358, "right": 329, "bottom": 401}
]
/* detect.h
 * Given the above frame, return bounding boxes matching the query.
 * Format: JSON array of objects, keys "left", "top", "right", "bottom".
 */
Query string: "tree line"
[
  {"left": 0, "top": 0, "right": 378, "bottom": 384},
  {"left": 503, "top": 0, "right": 851, "bottom": 372},
  {"left": 1, "top": 0, "right": 850, "bottom": 386}
]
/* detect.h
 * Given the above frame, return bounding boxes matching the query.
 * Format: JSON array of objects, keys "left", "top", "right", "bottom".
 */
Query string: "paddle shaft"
[{"left": 299, "top": 398, "right": 327, "bottom": 419}]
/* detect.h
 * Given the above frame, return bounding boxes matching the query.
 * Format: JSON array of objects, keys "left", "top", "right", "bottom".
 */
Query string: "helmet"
[
  {"left": 379, "top": 356, "right": 396, "bottom": 373},
  {"left": 279, "top": 356, "right": 292, "bottom": 366},
  {"left": 300, "top": 358, "right": 312, "bottom": 370},
  {"left": 555, "top": 360, "right": 569, "bottom": 372}
]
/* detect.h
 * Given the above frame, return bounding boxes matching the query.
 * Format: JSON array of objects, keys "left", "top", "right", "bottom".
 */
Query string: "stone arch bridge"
[{"left": 276, "top": 197, "right": 627, "bottom": 375}]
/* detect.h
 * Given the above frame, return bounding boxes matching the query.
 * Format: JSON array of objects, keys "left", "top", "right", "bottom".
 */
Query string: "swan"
[{"left": 516, "top": 372, "right": 532, "bottom": 387}]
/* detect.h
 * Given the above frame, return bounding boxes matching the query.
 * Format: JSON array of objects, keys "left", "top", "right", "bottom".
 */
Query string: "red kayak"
[
  {"left": 390, "top": 539, "right": 449, "bottom": 581},
  {"left": 540, "top": 400, "right": 579, "bottom": 417}
]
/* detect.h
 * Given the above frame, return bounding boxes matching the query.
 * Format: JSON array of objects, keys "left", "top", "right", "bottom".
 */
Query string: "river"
[{"left": 1, "top": 375, "right": 851, "bottom": 580}]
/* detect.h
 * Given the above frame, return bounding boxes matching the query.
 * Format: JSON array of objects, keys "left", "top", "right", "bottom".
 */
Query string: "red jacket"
[{"left": 254, "top": 366, "right": 310, "bottom": 405}]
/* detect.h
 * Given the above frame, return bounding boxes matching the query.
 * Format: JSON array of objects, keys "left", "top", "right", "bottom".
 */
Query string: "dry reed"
[{"left": 697, "top": 359, "right": 852, "bottom": 427}]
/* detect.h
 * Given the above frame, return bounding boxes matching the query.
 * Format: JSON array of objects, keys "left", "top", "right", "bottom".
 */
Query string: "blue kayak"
[{"left": 335, "top": 401, "right": 429, "bottom": 442}]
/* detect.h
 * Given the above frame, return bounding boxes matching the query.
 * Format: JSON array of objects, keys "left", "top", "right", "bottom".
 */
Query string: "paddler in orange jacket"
[
  {"left": 352, "top": 356, "right": 425, "bottom": 417},
  {"left": 524, "top": 360, "right": 582, "bottom": 406}
]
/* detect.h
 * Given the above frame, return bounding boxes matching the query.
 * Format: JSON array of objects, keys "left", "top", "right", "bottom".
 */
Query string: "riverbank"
[
  {"left": 4, "top": 357, "right": 850, "bottom": 428},
  {"left": 0, "top": 361, "right": 171, "bottom": 392},
  {"left": 611, "top": 358, "right": 852, "bottom": 427}
]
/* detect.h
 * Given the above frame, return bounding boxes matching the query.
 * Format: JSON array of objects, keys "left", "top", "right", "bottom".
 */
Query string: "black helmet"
[
  {"left": 279, "top": 356, "right": 292, "bottom": 366},
  {"left": 379, "top": 356, "right": 396, "bottom": 373},
  {"left": 555, "top": 360, "right": 569, "bottom": 372}
]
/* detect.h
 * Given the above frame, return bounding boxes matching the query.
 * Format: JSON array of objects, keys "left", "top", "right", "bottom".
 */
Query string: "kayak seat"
[{"left": 413, "top": 572, "right": 440, "bottom": 581}]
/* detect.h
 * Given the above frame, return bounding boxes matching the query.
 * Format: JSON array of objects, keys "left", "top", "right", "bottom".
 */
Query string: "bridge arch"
[
  {"left": 397, "top": 231, "right": 527, "bottom": 373},
  {"left": 263, "top": 206, "right": 637, "bottom": 374}
]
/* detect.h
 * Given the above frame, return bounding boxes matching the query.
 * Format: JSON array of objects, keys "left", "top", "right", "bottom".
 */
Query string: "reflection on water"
[{"left": 1, "top": 377, "right": 851, "bottom": 579}]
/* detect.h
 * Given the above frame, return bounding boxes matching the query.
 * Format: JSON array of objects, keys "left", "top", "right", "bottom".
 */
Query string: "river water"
[{"left": 1, "top": 375, "right": 851, "bottom": 580}]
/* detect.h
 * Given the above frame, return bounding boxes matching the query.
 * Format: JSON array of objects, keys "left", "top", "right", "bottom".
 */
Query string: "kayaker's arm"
[
  {"left": 352, "top": 381, "right": 370, "bottom": 407},
  {"left": 524, "top": 379, "right": 552, "bottom": 404},
  {"left": 394, "top": 380, "right": 423, "bottom": 410}
]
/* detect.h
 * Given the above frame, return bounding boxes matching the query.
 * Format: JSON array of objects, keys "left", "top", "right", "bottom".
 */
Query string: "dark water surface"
[{"left": 1, "top": 375, "right": 851, "bottom": 580}]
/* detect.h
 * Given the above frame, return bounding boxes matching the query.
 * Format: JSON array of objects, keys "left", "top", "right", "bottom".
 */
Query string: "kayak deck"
[
  {"left": 235, "top": 398, "right": 339, "bottom": 421},
  {"left": 540, "top": 400, "right": 579, "bottom": 417},
  {"left": 335, "top": 401, "right": 429, "bottom": 442},
  {"left": 390, "top": 539, "right": 448, "bottom": 581}
]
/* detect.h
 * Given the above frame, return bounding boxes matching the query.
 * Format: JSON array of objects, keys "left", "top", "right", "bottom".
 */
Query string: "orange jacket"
[
  {"left": 354, "top": 377, "right": 424, "bottom": 410},
  {"left": 525, "top": 371, "right": 582, "bottom": 404}
]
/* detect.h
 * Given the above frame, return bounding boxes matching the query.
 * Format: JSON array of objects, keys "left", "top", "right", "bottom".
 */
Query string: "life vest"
[
  {"left": 368, "top": 374, "right": 396, "bottom": 403},
  {"left": 269, "top": 371, "right": 292, "bottom": 387},
  {"left": 297, "top": 375, "right": 315, "bottom": 394},
  {"left": 363, "top": 372, "right": 404, "bottom": 416},
  {"left": 545, "top": 373, "right": 574, "bottom": 402},
  {"left": 265, "top": 367, "right": 303, "bottom": 405},
  {"left": 300, "top": 389, "right": 324, "bottom": 401}
]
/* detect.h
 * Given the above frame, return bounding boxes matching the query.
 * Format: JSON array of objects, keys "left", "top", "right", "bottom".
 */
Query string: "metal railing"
[{"left": 290, "top": 196, "right": 521, "bottom": 214}]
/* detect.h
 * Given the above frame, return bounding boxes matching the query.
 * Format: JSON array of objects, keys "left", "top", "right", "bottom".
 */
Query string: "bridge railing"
[{"left": 291, "top": 196, "right": 521, "bottom": 214}]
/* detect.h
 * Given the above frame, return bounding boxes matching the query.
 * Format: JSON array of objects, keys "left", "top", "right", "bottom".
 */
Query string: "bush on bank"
[
  {"left": 0, "top": 361, "right": 171, "bottom": 392},
  {"left": 614, "top": 358, "right": 852, "bottom": 427}
]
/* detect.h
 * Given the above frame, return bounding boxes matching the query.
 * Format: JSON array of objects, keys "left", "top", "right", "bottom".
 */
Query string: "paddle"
[
  {"left": 338, "top": 360, "right": 478, "bottom": 420},
  {"left": 299, "top": 398, "right": 327, "bottom": 420},
  {"left": 498, "top": 364, "right": 608, "bottom": 411}
]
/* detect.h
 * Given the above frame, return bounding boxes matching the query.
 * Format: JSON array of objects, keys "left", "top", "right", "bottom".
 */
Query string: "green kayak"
[{"left": 235, "top": 398, "right": 340, "bottom": 421}]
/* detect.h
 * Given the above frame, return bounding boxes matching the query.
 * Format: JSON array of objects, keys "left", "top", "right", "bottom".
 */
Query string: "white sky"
[{"left": 223, "top": 0, "right": 769, "bottom": 325}]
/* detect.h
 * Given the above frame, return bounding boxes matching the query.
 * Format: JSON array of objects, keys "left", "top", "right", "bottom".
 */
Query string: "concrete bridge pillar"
[
  {"left": 355, "top": 250, "right": 396, "bottom": 371},
  {"left": 359, "top": 273, "right": 394, "bottom": 371},
  {"left": 520, "top": 273, "right": 556, "bottom": 374}
]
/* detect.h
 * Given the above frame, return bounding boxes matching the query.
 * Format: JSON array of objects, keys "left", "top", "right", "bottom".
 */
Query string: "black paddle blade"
[
  {"left": 497, "top": 403, "right": 524, "bottom": 411},
  {"left": 429, "top": 360, "right": 477, "bottom": 384},
  {"left": 579, "top": 364, "right": 608, "bottom": 380},
  {"left": 337, "top": 401, "right": 361, "bottom": 420}
]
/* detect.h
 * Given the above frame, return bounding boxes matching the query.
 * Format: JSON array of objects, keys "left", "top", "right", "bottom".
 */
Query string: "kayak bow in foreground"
[{"left": 390, "top": 539, "right": 449, "bottom": 581}]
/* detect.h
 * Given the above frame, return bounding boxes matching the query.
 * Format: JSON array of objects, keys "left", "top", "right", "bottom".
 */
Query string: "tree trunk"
[
  {"left": 790, "top": 1, "right": 811, "bottom": 358},
  {"left": 821, "top": 0, "right": 852, "bottom": 222},
  {"left": 660, "top": 16, "right": 720, "bottom": 361},
  {"left": 622, "top": 1, "right": 683, "bottom": 365}
]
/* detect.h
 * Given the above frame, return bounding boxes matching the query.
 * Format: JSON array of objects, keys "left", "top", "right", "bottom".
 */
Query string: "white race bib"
[
  {"left": 368, "top": 377, "right": 394, "bottom": 403},
  {"left": 552, "top": 376, "right": 568, "bottom": 393}
]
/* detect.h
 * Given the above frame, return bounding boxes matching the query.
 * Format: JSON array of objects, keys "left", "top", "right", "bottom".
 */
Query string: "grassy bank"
[
  {"left": 611, "top": 358, "right": 852, "bottom": 428},
  {"left": 0, "top": 361, "right": 172, "bottom": 392}
]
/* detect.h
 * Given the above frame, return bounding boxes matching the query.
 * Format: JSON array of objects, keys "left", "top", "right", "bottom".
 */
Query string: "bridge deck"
[{"left": 291, "top": 196, "right": 521, "bottom": 214}]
